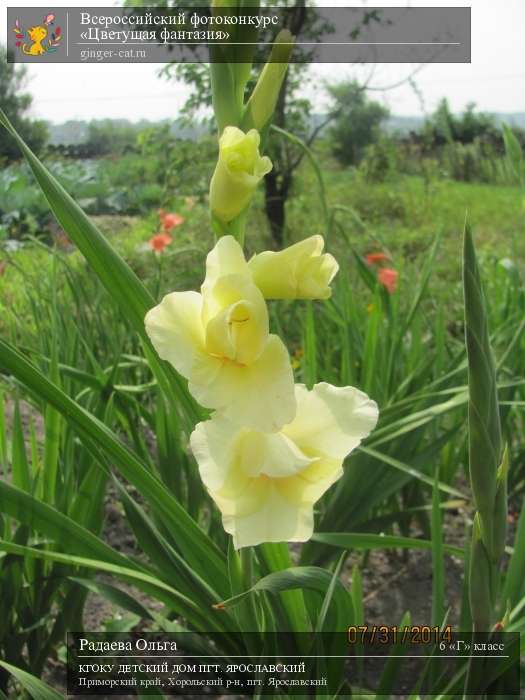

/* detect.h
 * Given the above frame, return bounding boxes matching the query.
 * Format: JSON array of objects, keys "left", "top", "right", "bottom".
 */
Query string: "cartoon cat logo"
[{"left": 12, "top": 14, "right": 62, "bottom": 56}]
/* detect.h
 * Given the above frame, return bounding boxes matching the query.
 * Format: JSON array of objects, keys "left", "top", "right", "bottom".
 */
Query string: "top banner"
[{"left": 7, "top": 6, "right": 471, "bottom": 64}]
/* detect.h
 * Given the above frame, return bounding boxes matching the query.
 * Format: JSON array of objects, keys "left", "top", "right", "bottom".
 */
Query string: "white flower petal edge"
[
  {"left": 284, "top": 382, "right": 379, "bottom": 461},
  {"left": 144, "top": 291, "right": 205, "bottom": 377},
  {"left": 201, "top": 235, "right": 251, "bottom": 299},
  {"left": 190, "top": 382, "right": 379, "bottom": 549}
]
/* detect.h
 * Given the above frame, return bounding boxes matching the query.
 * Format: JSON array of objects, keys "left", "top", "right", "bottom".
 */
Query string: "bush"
[
  {"left": 422, "top": 99, "right": 500, "bottom": 146},
  {"left": 327, "top": 80, "right": 390, "bottom": 166},
  {"left": 359, "top": 136, "right": 399, "bottom": 183}
]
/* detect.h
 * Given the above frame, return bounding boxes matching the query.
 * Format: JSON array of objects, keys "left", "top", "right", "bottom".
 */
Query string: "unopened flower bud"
[
  {"left": 248, "top": 235, "right": 339, "bottom": 300},
  {"left": 243, "top": 30, "right": 294, "bottom": 131},
  {"left": 209, "top": 127, "right": 272, "bottom": 222}
]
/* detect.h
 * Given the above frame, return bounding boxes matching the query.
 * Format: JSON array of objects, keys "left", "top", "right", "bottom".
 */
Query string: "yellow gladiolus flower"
[
  {"left": 145, "top": 236, "right": 296, "bottom": 432},
  {"left": 248, "top": 235, "right": 339, "bottom": 300},
  {"left": 190, "top": 382, "right": 379, "bottom": 549},
  {"left": 209, "top": 126, "right": 272, "bottom": 222}
]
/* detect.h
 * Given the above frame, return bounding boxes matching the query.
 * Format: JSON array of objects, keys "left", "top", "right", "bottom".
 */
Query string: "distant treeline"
[
  {"left": 46, "top": 118, "right": 207, "bottom": 150},
  {"left": 47, "top": 100, "right": 525, "bottom": 160}
]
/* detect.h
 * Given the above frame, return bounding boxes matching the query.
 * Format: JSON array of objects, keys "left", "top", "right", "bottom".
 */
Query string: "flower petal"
[
  {"left": 144, "top": 291, "right": 205, "bottom": 378},
  {"left": 283, "top": 458, "right": 343, "bottom": 505},
  {"left": 191, "top": 420, "right": 311, "bottom": 548},
  {"left": 190, "top": 419, "right": 314, "bottom": 493},
  {"left": 190, "top": 415, "right": 239, "bottom": 492},
  {"left": 203, "top": 273, "right": 269, "bottom": 364},
  {"left": 248, "top": 235, "right": 339, "bottom": 300},
  {"left": 189, "top": 334, "right": 296, "bottom": 432},
  {"left": 283, "top": 382, "right": 378, "bottom": 461},
  {"left": 217, "top": 481, "right": 315, "bottom": 549},
  {"left": 202, "top": 236, "right": 250, "bottom": 295},
  {"left": 241, "top": 431, "right": 315, "bottom": 478}
]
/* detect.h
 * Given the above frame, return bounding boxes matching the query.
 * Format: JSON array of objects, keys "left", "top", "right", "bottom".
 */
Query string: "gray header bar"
[{"left": 7, "top": 6, "right": 471, "bottom": 64}]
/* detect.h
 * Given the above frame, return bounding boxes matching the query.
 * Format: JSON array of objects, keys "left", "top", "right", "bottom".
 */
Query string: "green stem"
[
  {"left": 270, "top": 124, "right": 330, "bottom": 231},
  {"left": 240, "top": 546, "right": 260, "bottom": 633},
  {"left": 240, "top": 546, "right": 253, "bottom": 588},
  {"left": 212, "top": 210, "right": 248, "bottom": 247},
  {"left": 154, "top": 251, "right": 163, "bottom": 300}
]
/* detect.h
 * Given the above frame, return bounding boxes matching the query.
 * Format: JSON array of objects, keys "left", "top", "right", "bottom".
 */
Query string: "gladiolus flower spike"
[{"left": 145, "top": 231, "right": 377, "bottom": 549}]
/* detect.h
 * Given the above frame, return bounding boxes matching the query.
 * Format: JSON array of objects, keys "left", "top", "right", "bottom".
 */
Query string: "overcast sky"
[{"left": 1, "top": 0, "right": 524, "bottom": 123}]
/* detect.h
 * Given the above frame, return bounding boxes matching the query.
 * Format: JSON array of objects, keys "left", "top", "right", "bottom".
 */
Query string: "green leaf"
[
  {"left": 0, "top": 338, "right": 229, "bottom": 597},
  {"left": 216, "top": 566, "right": 353, "bottom": 631},
  {"left": 0, "top": 388, "right": 7, "bottom": 473},
  {"left": 42, "top": 339, "right": 61, "bottom": 505},
  {"left": 386, "top": 233, "right": 440, "bottom": 392},
  {"left": 0, "top": 106, "right": 201, "bottom": 432},
  {"left": 303, "top": 302, "right": 317, "bottom": 388},
  {"left": 312, "top": 532, "right": 463, "bottom": 558},
  {"left": 258, "top": 542, "right": 311, "bottom": 633},
  {"left": 11, "top": 400, "right": 31, "bottom": 492},
  {"left": 0, "top": 540, "right": 220, "bottom": 633},
  {"left": 351, "top": 566, "right": 364, "bottom": 626},
  {"left": 368, "top": 392, "right": 468, "bottom": 448},
  {"left": 431, "top": 469, "right": 445, "bottom": 627},
  {"left": 362, "top": 293, "right": 381, "bottom": 395},
  {"left": 358, "top": 446, "right": 466, "bottom": 499},
  {"left": 116, "top": 480, "right": 228, "bottom": 610},
  {"left": 351, "top": 248, "right": 379, "bottom": 292},
  {"left": 0, "top": 661, "right": 63, "bottom": 700},
  {"left": 70, "top": 577, "right": 155, "bottom": 620},
  {"left": 270, "top": 125, "right": 329, "bottom": 227},
  {"left": 501, "top": 495, "right": 525, "bottom": 608},
  {"left": 463, "top": 223, "right": 502, "bottom": 532},
  {"left": 0, "top": 480, "right": 137, "bottom": 569},
  {"left": 315, "top": 553, "right": 346, "bottom": 633},
  {"left": 376, "top": 610, "right": 412, "bottom": 698}
]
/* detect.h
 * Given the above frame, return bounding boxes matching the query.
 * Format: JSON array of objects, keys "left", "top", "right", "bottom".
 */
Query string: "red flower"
[
  {"left": 159, "top": 210, "right": 185, "bottom": 233},
  {"left": 378, "top": 267, "right": 398, "bottom": 294},
  {"left": 365, "top": 251, "right": 389, "bottom": 265},
  {"left": 149, "top": 232, "right": 173, "bottom": 253}
]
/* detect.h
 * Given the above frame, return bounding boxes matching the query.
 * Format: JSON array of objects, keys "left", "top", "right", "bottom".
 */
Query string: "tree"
[
  {"left": 85, "top": 119, "right": 143, "bottom": 156},
  {"left": 0, "top": 46, "right": 48, "bottom": 163},
  {"left": 327, "top": 80, "right": 390, "bottom": 166},
  {"left": 423, "top": 98, "right": 499, "bottom": 146}
]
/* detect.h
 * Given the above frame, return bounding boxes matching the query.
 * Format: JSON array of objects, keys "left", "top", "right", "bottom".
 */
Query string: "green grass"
[{"left": 295, "top": 159, "right": 525, "bottom": 261}]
